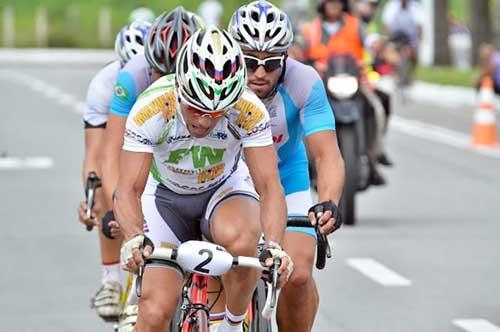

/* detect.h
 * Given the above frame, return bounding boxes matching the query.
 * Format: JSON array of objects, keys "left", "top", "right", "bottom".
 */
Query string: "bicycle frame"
[{"left": 181, "top": 273, "right": 210, "bottom": 331}]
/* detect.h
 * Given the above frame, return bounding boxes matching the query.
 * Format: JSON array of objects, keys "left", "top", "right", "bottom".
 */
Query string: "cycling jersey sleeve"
[
  {"left": 110, "top": 71, "right": 138, "bottom": 118},
  {"left": 234, "top": 91, "right": 274, "bottom": 148},
  {"left": 123, "top": 95, "right": 160, "bottom": 154},
  {"left": 302, "top": 79, "right": 336, "bottom": 136},
  {"left": 83, "top": 61, "right": 120, "bottom": 126}
]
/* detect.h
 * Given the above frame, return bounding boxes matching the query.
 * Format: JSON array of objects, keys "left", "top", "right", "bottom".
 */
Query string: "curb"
[{"left": 407, "top": 81, "right": 500, "bottom": 110}]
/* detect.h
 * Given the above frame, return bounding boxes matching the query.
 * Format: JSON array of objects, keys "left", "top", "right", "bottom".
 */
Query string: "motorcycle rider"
[{"left": 300, "top": 0, "right": 387, "bottom": 184}]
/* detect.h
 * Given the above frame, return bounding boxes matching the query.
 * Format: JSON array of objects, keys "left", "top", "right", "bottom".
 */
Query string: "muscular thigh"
[{"left": 202, "top": 162, "right": 261, "bottom": 252}]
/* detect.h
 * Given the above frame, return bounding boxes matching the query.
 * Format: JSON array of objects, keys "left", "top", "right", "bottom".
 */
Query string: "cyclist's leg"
[
  {"left": 202, "top": 162, "right": 262, "bottom": 330},
  {"left": 134, "top": 178, "right": 206, "bottom": 331},
  {"left": 277, "top": 190, "right": 318, "bottom": 332},
  {"left": 93, "top": 193, "right": 122, "bottom": 320}
]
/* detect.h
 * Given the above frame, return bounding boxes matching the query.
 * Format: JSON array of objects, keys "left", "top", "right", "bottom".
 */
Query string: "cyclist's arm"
[
  {"left": 305, "top": 131, "right": 344, "bottom": 205},
  {"left": 114, "top": 150, "right": 152, "bottom": 240},
  {"left": 82, "top": 125, "right": 105, "bottom": 187},
  {"left": 301, "top": 76, "right": 345, "bottom": 206},
  {"left": 244, "top": 145, "right": 287, "bottom": 245},
  {"left": 101, "top": 114, "right": 127, "bottom": 208}
]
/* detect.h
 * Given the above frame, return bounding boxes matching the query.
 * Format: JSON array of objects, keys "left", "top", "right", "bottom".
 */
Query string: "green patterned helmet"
[{"left": 176, "top": 27, "right": 247, "bottom": 112}]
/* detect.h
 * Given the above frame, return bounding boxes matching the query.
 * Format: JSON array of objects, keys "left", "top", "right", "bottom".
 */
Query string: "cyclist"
[
  {"left": 77, "top": 19, "right": 150, "bottom": 321},
  {"left": 229, "top": 2, "right": 344, "bottom": 331},
  {"left": 98, "top": 7, "right": 202, "bottom": 331},
  {"left": 116, "top": 27, "right": 292, "bottom": 332}
]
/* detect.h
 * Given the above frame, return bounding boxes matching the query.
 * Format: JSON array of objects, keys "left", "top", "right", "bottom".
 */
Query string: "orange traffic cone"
[{"left": 472, "top": 77, "right": 497, "bottom": 147}]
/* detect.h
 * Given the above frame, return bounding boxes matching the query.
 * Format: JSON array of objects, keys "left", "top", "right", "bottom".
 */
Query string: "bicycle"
[{"left": 136, "top": 240, "right": 281, "bottom": 332}]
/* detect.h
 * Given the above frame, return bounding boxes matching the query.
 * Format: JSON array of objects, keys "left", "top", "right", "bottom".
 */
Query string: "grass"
[
  {"left": 0, "top": 0, "right": 251, "bottom": 48},
  {"left": 415, "top": 66, "right": 480, "bottom": 87}
]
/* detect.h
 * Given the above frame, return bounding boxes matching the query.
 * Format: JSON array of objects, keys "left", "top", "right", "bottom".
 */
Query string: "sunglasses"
[
  {"left": 244, "top": 55, "right": 285, "bottom": 72},
  {"left": 188, "top": 105, "right": 227, "bottom": 119}
]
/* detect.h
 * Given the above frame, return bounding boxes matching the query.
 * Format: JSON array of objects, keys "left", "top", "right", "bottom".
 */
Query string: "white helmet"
[
  {"left": 228, "top": 0, "right": 293, "bottom": 53},
  {"left": 114, "top": 20, "right": 151, "bottom": 65},
  {"left": 129, "top": 7, "right": 155, "bottom": 23},
  {"left": 176, "top": 27, "right": 247, "bottom": 112}
]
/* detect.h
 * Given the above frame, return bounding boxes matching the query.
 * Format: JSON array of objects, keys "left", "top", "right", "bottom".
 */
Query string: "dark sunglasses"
[{"left": 244, "top": 55, "right": 285, "bottom": 72}]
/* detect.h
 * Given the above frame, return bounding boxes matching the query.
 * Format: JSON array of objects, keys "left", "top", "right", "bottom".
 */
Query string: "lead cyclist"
[
  {"left": 115, "top": 27, "right": 292, "bottom": 332},
  {"left": 77, "top": 19, "right": 151, "bottom": 322},
  {"left": 229, "top": 2, "right": 345, "bottom": 331}
]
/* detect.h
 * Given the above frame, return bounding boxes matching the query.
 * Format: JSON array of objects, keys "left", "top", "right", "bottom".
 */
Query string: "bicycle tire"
[
  {"left": 248, "top": 279, "right": 272, "bottom": 332},
  {"left": 188, "top": 310, "right": 209, "bottom": 332}
]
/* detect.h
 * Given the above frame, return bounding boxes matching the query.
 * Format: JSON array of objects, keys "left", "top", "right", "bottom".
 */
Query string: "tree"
[
  {"left": 434, "top": 0, "right": 450, "bottom": 65},
  {"left": 470, "top": 0, "right": 492, "bottom": 65}
]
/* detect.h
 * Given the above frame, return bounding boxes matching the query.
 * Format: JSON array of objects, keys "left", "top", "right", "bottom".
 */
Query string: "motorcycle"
[{"left": 311, "top": 55, "right": 379, "bottom": 226}]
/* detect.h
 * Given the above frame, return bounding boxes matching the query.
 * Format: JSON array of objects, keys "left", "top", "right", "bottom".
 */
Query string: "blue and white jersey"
[
  {"left": 263, "top": 58, "right": 335, "bottom": 215},
  {"left": 83, "top": 60, "right": 121, "bottom": 127},
  {"left": 110, "top": 54, "right": 153, "bottom": 118}
]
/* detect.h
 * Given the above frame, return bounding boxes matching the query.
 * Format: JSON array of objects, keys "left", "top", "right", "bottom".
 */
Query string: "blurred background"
[{"left": 1, "top": 1, "right": 499, "bottom": 332}]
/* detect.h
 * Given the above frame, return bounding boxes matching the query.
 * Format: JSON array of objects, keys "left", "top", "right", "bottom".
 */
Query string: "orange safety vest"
[{"left": 302, "top": 15, "right": 364, "bottom": 66}]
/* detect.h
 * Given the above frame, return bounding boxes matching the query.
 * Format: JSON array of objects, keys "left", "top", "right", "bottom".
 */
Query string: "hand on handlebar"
[
  {"left": 259, "top": 242, "right": 294, "bottom": 289},
  {"left": 308, "top": 200, "right": 342, "bottom": 234},
  {"left": 77, "top": 200, "right": 100, "bottom": 229},
  {"left": 120, "top": 235, "right": 154, "bottom": 274}
]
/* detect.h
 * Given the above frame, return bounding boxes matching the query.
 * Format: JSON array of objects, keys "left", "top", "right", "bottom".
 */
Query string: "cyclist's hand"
[
  {"left": 77, "top": 200, "right": 99, "bottom": 228},
  {"left": 120, "top": 235, "right": 154, "bottom": 274},
  {"left": 309, "top": 200, "right": 341, "bottom": 234},
  {"left": 108, "top": 220, "right": 122, "bottom": 239},
  {"left": 260, "top": 242, "right": 294, "bottom": 288}
]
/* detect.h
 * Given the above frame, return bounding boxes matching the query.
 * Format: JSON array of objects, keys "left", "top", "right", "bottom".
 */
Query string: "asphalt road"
[{"left": 1, "top": 62, "right": 499, "bottom": 332}]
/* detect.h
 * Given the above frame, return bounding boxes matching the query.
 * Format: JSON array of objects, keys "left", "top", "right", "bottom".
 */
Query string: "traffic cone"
[{"left": 472, "top": 77, "right": 497, "bottom": 147}]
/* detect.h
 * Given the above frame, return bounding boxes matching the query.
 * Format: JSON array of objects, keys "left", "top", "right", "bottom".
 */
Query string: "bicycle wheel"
[
  {"left": 248, "top": 279, "right": 272, "bottom": 332},
  {"left": 188, "top": 310, "right": 209, "bottom": 332}
]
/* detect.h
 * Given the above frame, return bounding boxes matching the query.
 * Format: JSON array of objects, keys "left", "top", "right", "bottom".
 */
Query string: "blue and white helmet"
[
  {"left": 114, "top": 20, "right": 151, "bottom": 65},
  {"left": 228, "top": 0, "right": 293, "bottom": 53}
]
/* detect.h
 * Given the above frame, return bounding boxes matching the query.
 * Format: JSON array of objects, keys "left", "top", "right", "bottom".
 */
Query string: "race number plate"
[{"left": 177, "top": 241, "right": 233, "bottom": 276}]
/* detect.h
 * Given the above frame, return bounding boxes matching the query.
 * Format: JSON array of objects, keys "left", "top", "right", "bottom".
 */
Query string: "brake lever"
[
  {"left": 271, "top": 256, "right": 280, "bottom": 308},
  {"left": 314, "top": 205, "right": 333, "bottom": 259}
]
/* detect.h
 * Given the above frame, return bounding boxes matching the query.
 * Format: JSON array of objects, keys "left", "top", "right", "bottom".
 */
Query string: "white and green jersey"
[{"left": 124, "top": 74, "right": 273, "bottom": 194}]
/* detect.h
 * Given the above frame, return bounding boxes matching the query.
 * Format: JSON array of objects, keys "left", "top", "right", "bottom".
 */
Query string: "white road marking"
[
  {"left": 0, "top": 157, "right": 54, "bottom": 170},
  {"left": 392, "top": 115, "right": 500, "bottom": 159},
  {"left": 453, "top": 319, "right": 500, "bottom": 332},
  {"left": 346, "top": 258, "right": 411, "bottom": 286},
  {"left": 0, "top": 69, "right": 83, "bottom": 115}
]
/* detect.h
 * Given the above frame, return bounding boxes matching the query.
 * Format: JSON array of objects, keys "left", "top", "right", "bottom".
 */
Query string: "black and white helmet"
[
  {"left": 114, "top": 20, "right": 151, "bottom": 65},
  {"left": 176, "top": 27, "right": 247, "bottom": 112},
  {"left": 144, "top": 7, "right": 203, "bottom": 74},
  {"left": 228, "top": 0, "right": 293, "bottom": 53}
]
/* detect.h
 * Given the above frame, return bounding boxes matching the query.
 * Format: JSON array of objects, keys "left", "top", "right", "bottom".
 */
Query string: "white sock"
[
  {"left": 101, "top": 262, "right": 121, "bottom": 285},
  {"left": 217, "top": 308, "right": 245, "bottom": 332}
]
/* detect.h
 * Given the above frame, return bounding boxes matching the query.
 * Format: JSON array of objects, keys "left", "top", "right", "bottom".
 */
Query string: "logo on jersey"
[
  {"left": 165, "top": 146, "right": 226, "bottom": 169},
  {"left": 133, "top": 91, "right": 177, "bottom": 126},
  {"left": 234, "top": 99, "right": 265, "bottom": 132},
  {"left": 114, "top": 84, "right": 128, "bottom": 99},
  {"left": 198, "top": 164, "right": 225, "bottom": 183},
  {"left": 273, "top": 134, "right": 284, "bottom": 143},
  {"left": 124, "top": 129, "right": 152, "bottom": 145}
]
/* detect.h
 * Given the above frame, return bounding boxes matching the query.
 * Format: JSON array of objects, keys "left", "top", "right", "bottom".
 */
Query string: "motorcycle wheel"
[{"left": 337, "top": 124, "right": 359, "bottom": 226}]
